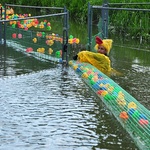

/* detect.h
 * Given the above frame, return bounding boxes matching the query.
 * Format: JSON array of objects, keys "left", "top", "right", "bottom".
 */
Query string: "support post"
[
  {"left": 4, "top": 4, "right": 7, "bottom": 45},
  {"left": 87, "top": 2, "right": 93, "bottom": 51},
  {"left": 62, "top": 7, "right": 69, "bottom": 66},
  {"left": 0, "top": 5, "right": 2, "bottom": 44},
  {"left": 101, "top": 0, "right": 109, "bottom": 39}
]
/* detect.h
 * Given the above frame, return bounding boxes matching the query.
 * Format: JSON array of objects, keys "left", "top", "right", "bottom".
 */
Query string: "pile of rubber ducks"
[
  {"left": 68, "top": 35, "right": 80, "bottom": 44},
  {"left": 0, "top": 4, "right": 52, "bottom": 31}
]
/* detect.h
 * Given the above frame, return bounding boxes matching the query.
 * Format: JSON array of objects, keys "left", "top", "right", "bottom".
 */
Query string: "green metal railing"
[
  {"left": 87, "top": 2, "right": 150, "bottom": 51},
  {"left": 0, "top": 4, "right": 69, "bottom": 65}
]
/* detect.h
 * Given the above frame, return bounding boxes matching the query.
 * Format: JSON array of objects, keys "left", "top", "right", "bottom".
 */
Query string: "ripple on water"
[{"left": 0, "top": 67, "right": 137, "bottom": 150}]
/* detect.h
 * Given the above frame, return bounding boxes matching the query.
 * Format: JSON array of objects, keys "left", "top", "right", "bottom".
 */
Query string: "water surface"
[
  {"left": 0, "top": 63, "right": 138, "bottom": 150},
  {"left": 1, "top": 37, "right": 150, "bottom": 150}
]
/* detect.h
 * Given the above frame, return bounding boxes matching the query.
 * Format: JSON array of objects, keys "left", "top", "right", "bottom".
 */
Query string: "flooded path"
[{"left": 0, "top": 64, "right": 138, "bottom": 150}]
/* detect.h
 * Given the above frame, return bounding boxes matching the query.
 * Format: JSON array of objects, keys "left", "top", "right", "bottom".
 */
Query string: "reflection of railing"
[{"left": 0, "top": 4, "right": 69, "bottom": 65}]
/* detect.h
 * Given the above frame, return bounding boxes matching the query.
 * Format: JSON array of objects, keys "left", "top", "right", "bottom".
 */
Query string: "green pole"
[
  {"left": 87, "top": 2, "right": 92, "bottom": 51},
  {"left": 62, "top": 7, "right": 69, "bottom": 66},
  {"left": 0, "top": 6, "right": 2, "bottom": 44},
  {"left": 4, "top": 3, "right": 6, "bottom": 45},
  {"left": 102, "top": 0, "right": 109, "bottom": 38}
]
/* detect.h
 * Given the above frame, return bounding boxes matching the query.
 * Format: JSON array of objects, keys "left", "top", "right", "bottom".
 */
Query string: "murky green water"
[
  {"left": 0, "top": 3, "right": 149, "bottom": 148},
  {"left": 110, "top": 45, "right": 150, "bottom": 110},
  {"left": 1, "top": 44, "right": 149, "bottom": 150},
  {"left": 0, "top": 22, "right": 150, "bottom": 150}
]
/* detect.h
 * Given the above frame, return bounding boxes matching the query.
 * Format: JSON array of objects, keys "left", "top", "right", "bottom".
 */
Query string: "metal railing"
[
  {"left": 0, "top": 4, "right": 69, "bottom": 65},
  {"left": 87, "top": 2, "right": 150, "bottom": 51}
]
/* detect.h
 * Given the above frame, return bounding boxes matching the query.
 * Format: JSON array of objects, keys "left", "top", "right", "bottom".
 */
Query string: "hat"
[{"left": 95, "top": 36, "right": 113, "bottom": 55}]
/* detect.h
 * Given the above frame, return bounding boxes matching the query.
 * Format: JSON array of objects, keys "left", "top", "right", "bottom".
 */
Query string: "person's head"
[
  {"left": 97, "top": 45, "right": 107, "bottom": 55},
  {"left": 94, "top": 36, "right": 113, "bottom": 56}
]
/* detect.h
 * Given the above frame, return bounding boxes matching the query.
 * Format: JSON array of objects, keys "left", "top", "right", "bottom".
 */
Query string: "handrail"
[
  {"left": 5, "top": 3, "right": 64, "bottom": 10},
  {"left": 0, "top": 12, "right": 67, "bottom": 23},
  {"left": 92, "top": 6, "right": 150, "bottom": 12},
  {"left": 109, "top": 2, "right": 150, "bottom": 5}
]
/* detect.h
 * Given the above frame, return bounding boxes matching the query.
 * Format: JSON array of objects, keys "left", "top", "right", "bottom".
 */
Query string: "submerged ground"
[{"left": 0, "top": 41, "right": 149, "bottom": 149}]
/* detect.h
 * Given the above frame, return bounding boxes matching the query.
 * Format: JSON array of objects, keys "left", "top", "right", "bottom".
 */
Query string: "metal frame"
[
  {"left": 0, "top": 4, "right": 69, "bottom": 65},
  {"left": 87, "top": 2, "right": 150, "bottom": 51},
  {"left": 87, "top": 2, "right": 109, "bottom": 51},
  {"left": 62, "top": 6, "right": 69, "bottom": 66},
  {"left": 0, "top": 6, "right": 2, "bottom": 44}
]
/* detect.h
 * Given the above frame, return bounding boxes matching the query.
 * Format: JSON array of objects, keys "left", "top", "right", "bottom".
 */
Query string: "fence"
[
  {"left": 0, "top": 4, "right": 69, "bottom": 66},
  {"left": 87, "top": 2, "right": 150, "bottom": 52}
]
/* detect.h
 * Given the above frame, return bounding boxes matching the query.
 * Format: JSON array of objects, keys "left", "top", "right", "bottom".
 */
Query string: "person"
[{"left": 73, "top": 36, "right": 113, "bottom": 75}]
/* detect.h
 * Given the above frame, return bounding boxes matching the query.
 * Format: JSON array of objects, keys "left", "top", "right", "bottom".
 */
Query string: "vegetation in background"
[
  {"left": 1, "top": 0, "right": 149, "bottom": 22},
  {"left": 1, "top": 0, "right": 149, "bottom": 40}
]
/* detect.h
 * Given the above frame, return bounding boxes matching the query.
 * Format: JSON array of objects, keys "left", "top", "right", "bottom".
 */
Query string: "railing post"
[
  {"left": 4, "top": 3, "right": 7, "bottom": 45},
  {"left": 0, "top": 6, "right": 2, "bottom": 44},
  {"left": 87, "top": 2, "right": 92, "bottom": 51},
  {"left": 102, "top": 0, "right": 109, "bottom": 39},
  {"left": 62, "top": 7, "right": 69, "bottom": 66},
  {"left": 65, "top": 8, "right": 69, "bottom": 65}
]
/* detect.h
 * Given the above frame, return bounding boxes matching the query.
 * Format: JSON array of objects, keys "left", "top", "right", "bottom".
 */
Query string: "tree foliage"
[{"left": 1, "top": 0, "right": 149, "bottom": 23}]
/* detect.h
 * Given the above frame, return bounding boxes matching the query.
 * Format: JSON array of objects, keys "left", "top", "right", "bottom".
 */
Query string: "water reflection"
[
  {"left": 0, "top": 65, "right": 138, "bottom": 150},
  {"left": 0, "top": 44, "right": 56, "bottom": 77},
  {"left": 1, "top": 33, "right": 149, "bottom": 149},
  {"left": 110, "top": 45, "right": 150, "bottom": 109}
]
